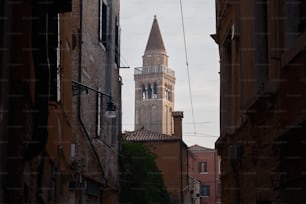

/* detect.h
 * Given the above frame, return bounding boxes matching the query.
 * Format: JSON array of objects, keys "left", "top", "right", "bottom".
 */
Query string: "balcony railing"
[{"left": 134, "top": 65, "right": 175, "bottom": 77}]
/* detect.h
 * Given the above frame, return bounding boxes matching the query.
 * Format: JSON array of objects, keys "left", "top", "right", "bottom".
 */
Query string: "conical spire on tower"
[
  {"left": 144, "top": 15, "right": 167, "bottom": 55},
  {"left": 143, "top": 16, "right": 168, "bottom": 67},
  {"left": 135, "top": 16, "right": 175, "bottom": 134}
]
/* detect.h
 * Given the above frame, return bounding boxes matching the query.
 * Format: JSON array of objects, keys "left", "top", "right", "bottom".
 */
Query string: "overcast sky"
[{"left": 119, "top": 0, "right": 219, "bottom": 148}]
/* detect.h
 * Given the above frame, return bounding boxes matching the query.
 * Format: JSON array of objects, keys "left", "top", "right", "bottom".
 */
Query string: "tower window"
[
  {"left": 153, "top": 82, "right": 158, "bottom": 98},
  {"left": 165, "top": 87, "right": 168, "bottom": 100},
  {"left": 142, "top": 84, "right": 146, "bottom": 99},
  {"left": 148, "top": 83, "right": 152, "bottom": 99},
  {"left": 165, "top": 85, "right": 171, "bottom": 101}
]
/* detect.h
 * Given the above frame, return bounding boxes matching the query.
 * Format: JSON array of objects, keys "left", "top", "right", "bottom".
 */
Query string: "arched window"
[
  {"left": 165, "top": 84, "right": 170, "bottom": 101},
  {"left": 165, "top": 105, "right": 168, "bottom": 134},
  {"left": 168, "top": 86, "right": 172, "bottom": 101},
  {"left": 148, "top": 83, "right": 152, "bottom": 99},
  {"left": 153, "top": 82, "right": 157, "bottom": 98},
  {"left": 142, "top": 84, "right": 146, "bottom": 99}
]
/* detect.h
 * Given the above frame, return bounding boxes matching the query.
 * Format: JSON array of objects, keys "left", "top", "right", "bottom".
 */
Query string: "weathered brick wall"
[
  {"left": 215, "top": 0, "right": 288, "bottom": 203},
  {"left": 145, "top": 141, "right": 188, "bottom": 204}
]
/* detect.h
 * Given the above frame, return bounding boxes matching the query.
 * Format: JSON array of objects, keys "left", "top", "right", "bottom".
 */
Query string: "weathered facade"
[
  {"left": 134, "top": 16, "right": 176, "bottom": 135},
  {"left": 214, "top": 0, "right": 306, "bottom": 203},
  {"left": 69, "top": 0, "right": 121, "bottom": 203},
  {"left": 188, "top": 145, "right": 221, "bottom": 204},
  {"left": 0, "top": 0, "right": 121, "bottom": 203},
  {"left": 125, "top": 111, "right": 191, "bottom": 204}
]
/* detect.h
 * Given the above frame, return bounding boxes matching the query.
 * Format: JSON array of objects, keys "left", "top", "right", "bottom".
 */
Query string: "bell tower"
[{"left": 134, "top": 16, "right": 176, "bottom": 135}]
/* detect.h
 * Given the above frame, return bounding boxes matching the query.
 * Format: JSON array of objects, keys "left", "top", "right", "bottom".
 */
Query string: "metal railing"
[{"left": 134, "top": 65, "right": 175, "bottom": 77}]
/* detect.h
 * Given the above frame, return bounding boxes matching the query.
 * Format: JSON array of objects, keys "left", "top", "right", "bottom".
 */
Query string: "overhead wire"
[{"left": 179, "top": 0, "right": 197, "bottom": 136}]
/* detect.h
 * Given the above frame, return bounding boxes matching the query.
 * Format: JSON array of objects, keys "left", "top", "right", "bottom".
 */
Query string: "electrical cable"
[{"left": 179, "top": 0, "right": 197, "bottom": 135}]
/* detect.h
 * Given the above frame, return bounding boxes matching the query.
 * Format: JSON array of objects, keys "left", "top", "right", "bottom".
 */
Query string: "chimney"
[{"left": 172, "top": 111, "right": 184, "bottom": 139}]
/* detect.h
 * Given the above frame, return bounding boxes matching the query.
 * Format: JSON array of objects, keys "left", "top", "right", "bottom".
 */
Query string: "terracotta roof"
[
  {"left": 189, "top": 144, "right": 215, "bottom": 152},
  {"left": 124, "top": 129, "right": 181, "bottom": 142},
  {"left": 144, "top": 16, "right": 167, "bottom": 55}
]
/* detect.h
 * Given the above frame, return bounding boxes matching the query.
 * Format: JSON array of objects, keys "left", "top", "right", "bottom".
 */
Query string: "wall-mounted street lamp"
[
  {"left": 105, "top": 101, "right": 116, "bottom": 118},
  {"left": 72, "top": 80, "right": 116, "bottom": 119}
]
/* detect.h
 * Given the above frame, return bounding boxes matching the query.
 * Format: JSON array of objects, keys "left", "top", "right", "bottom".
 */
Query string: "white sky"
[{"left": 119, "top": 0, "right": 220, "bottom": 148}]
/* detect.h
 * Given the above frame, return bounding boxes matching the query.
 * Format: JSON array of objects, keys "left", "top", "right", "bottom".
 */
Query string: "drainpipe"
[
  {"left": 77, "top": 0, "right": 83, "bottom": 202},
  {"left": 77, "top": 0, "right": 83, "bottom": 118}
]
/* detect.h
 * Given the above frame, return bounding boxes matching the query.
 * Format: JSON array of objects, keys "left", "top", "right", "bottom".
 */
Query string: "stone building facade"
[
  {"left": 134, "top": 16, "right": 176, "bottom": 135},
  {"left": 213, "top": 0, "right": 306, "bottom": 203},
  {"left": 69, "top": 0, "right": 121, "bottom": 203}
]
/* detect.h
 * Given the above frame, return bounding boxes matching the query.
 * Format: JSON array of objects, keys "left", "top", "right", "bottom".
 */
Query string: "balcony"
[{"left": 134, "top": 65, "right": 175, "bottom": 77}]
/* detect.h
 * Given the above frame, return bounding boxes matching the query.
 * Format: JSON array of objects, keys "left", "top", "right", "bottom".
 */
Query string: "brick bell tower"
[{"left": 134, "top": 16, "right": 176, "bottom": 135}]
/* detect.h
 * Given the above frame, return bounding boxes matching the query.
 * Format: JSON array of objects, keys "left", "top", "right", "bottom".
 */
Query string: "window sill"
[{"left": 200, "top": 172, "right": 208, "bottom": 174}]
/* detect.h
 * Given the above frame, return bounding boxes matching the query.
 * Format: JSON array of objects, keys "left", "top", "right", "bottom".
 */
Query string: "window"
[
  {"left": 153, "top": 82, "right": 158, "bottom": 98},
  {"left": 86, "top": 180, "right": 100, "bottom": 197},
  {"left": 142, "top": 84, "right": 146, "bottom": 99},
  {"left": 199, "top": 162, "right": 208, "bottom": 173},
  {"left": 284, "top": 0, "right": 306, "bottom": 48},
  {"left": 165, "top": 87, "right": 170, "bottom": 100},
  {"left": 99, "top": 0, "right": 107, "bottom": 47},
  {"left": 115, "top": 17, "right": 120, "bottom": 66},
  {"left": 164, "top": 84, "right": 172, "bottom": 101},
  {"left": 300, "top": 1, "right": 306, "bottom": 32},
  {"left": 254, "top": 0, "right": 268, "bottom": 92},
  {"left": 200, "top": 185, "right": 210, "bottom": 197},
  {"left": 148, "top": 84, "right": 152, "bottom": 99}
]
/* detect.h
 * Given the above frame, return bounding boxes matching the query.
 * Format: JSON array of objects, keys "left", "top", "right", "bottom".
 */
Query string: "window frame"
[
  {"left": 142, "top": 84, "right": 146, "bottom": 100},
  {"left": 115, "top": 16, "right": 120, "bottom": 66},
  {"left": 199, "top": 161, "right": 208, "bottom": 174},
  {"left": 98, "top": 0, "right": 107, "bottom": 48},
  {"left": 153, "top": 82, "right": 158, "bottom": 98},
  {"left": 148, "top": 83, "right": 152, "bottom": 99},
  {"left": 200, "top": 184, "right": 210, "bottom": 197}
]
